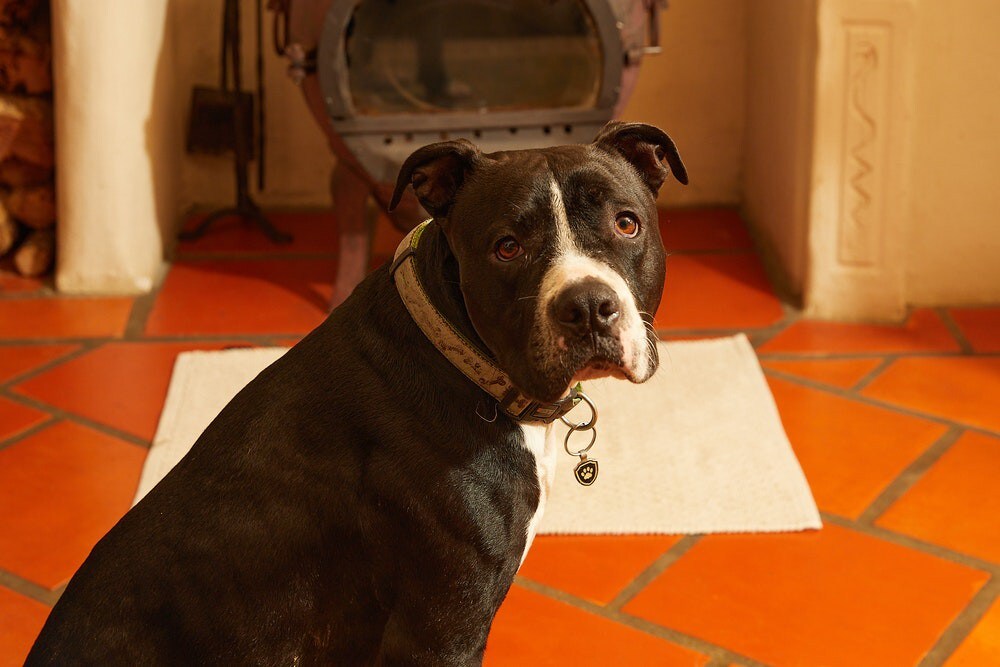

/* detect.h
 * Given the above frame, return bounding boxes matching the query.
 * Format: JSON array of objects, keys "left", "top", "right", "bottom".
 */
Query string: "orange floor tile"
[
  {"left": 767, "top": 376, "right": 947, "bottom": 518},
  {"left": 517, "top": 535, "right": 682, "bottom": 605},
  {"left": 759, "top": 308, "right": 961, "bottom": 355},
  {"left": 14, "top": 341, "right": 245, "bottom": 441},
  {"left": 0, "top": 298, "right": 134, "bottom": 339},
  {"left": 659, "top": 208, "right": 754, "bottom": 251},
  {"left": 655, "top": 254, "right": 785, "bottom": 330},
  {"left": 1, "top": 208, "right": 996, "bottom": 665},
  {"left": 0, "top": 587, "right": 49, "bottom": 667},
  {"left": 623, "top": 523, "right": 988, "bottom": 667},
  {"left": 0, "top": 421, "right": 145, "bottom": 589},
  {"left": 370, "top": 213, "right": 407, "bottom": 259},
  {"left": 862, "top": 356, "right": 1000, "bottom": 433},
  {"left": 177, "top": 211, "right": 339, "bottom": 255},
  {"left": 0, "top": 344, "right": 79, "bottom": 384},
  {"left": 0, "top": 262, "right": 46, "bottom": 294},
  {"left": 144, "top": 259, "right": 335, "bottom": 336},
  {"left": 760, "top": 357, "right": 884, "bottom": 389},
  {"left": 877, "top": 431, "right": 1000, "bottom": 563},
  {"left": 948, "top": 307, "right": 1000, "bottom": 353},
  {"left": 0, "top": 397, "right": 48, "bottom": 441},
  {"left": 487, "top": 585, "right": 706, "bottom": 666},
  {"left": 945, "top": 599, "right": 1000, "bottom": 666}
]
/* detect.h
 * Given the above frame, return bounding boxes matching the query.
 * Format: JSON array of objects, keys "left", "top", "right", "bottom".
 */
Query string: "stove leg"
[{"left": 330, "top": 162, "right": 375, "bottom": 309}]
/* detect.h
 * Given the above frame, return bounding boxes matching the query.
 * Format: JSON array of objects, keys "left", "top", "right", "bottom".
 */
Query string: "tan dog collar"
[{"left": 390, "top": 221, "right": 581, "bottom": 424}]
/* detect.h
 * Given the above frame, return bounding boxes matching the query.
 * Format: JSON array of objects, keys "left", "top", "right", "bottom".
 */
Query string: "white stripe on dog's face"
[{"left": 534, "top": 179, "right": 654, "bottom": 386}]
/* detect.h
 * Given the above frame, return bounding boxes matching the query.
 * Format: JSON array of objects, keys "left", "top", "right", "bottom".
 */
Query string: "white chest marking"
[{"left": 518, "top": 422, "right": 559, "bottom": 566}]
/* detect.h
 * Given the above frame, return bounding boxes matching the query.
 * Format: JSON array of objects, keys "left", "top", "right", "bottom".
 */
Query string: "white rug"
[{"left": 135, "top": 336, "right": 821, "bottom": 534}]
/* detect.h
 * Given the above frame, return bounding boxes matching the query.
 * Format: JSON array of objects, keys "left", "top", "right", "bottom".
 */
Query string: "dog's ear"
[
  {"left": 390, "top": 139, "right": 482, "bottom": 217},
  {"left": 593, "top": 121, "right": 688, "bottom": 192}
]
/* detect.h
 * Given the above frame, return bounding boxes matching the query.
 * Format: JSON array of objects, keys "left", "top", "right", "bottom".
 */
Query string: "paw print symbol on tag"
[{"left": 574, "top": 457, "right": 599, "bottom": 486}]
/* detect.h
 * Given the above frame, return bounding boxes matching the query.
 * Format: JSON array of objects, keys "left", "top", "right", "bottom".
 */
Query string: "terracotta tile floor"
[{"left": 1, "top": 210, "right": 997, "bottom": 666}]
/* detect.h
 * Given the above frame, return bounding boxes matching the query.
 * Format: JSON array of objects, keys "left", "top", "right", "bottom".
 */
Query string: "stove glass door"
[{"left": 345, "top": 0, "right": 602, "bottom": 115}]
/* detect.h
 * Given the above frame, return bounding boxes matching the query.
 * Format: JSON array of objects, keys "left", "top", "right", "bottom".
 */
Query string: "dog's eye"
[
  {"left": 615, "top": 213, "right": 640, "bottom": 238},
  {"left": 495, "top": 236, "right": 523, "bottom": 261}
]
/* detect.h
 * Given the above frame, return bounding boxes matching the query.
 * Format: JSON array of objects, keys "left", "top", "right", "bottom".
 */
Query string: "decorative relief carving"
[
  {"left": 808, "top": 1, "right": 914, "bottom": 319},
  {"left": 837, "top": 25, "right": 889, "bottom": 267}
]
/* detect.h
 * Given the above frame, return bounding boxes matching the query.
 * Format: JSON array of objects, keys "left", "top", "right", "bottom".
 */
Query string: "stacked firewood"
[{"left": 0, "top": 0, "right": 54, "bottom": 278}]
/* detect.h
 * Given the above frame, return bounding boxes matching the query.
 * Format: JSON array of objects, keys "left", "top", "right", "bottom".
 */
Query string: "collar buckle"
[{"left": 515, "top": 387, "right": 582, "bottom": 424}]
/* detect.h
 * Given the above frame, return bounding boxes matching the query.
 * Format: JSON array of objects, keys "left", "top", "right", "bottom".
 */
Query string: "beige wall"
[
  {"left": 905, "top": 0, "right": 1000, "bottom": 305},
  {"left": 646, "top": 0, "right": 1000, "bottom": 307},
  {"left": 620, "top": 0, "right": 747, "bottom": 208},
  {"left": 744, "top": 0, "right": 1000, "bottom": 309},
  {"left": 171, "top": 0, "right": 332, "bottom": 212},
  {"left": 742, "top": 0, "right": 816, "bottom": 297}
]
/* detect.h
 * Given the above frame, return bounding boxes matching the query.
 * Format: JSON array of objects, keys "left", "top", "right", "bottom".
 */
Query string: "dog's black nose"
[{"left": 552, "top": 280, "right": 621, "bottom": 338}]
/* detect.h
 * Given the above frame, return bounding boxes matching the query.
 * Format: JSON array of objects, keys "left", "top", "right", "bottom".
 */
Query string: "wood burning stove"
[{"left": 272, "top": 0, "right": 666, "bottom": 303}]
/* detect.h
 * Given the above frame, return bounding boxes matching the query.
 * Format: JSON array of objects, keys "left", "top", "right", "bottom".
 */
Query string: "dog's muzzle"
[{"left": 550, "top": 278, "right": 622, "bottom": 340}]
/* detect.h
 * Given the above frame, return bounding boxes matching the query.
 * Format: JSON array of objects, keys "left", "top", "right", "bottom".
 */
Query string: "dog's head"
[{"left": 390, "top": 121, "right": 687, "bottom": 403}]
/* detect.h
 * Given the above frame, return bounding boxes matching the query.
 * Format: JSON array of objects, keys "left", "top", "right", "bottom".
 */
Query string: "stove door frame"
[{"left": 317, "top": 0, "right": 625, "bottom": 135}]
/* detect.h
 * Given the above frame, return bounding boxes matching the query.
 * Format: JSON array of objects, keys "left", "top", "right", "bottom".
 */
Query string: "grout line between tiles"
[
  {"left": 175, "top": 251, "right": 340, "bottom": 261},
  {"left": 264, "top": 337, "right": 299, "bottom": 347},
  {"left": 123, "top": 267, "right": 169, "bottom": 339},
  {"left": 0, "top": 289, "right": 100, "bottom": 301},
  {"left": 0, "top": 336, "right": 116, "bottom": 347},
  {"left": 935, "top": 307, "right": 975, "bottom": 355},
  {"left": 605, "top": 535, "right": 702, "bottom": 612},
  {"left": 704, "top": 657, "right": 735, "bottom": 667},
  {"left": 918, "top": 575, "right": 998, "bottom": 667},
  {"left": 845, "top": 392, "right": 1000, "bottom": 439},
  {"left": 127, "top": 332, "right": 309, "bottom": 344},
  {"left": 821, "top": 512, "right": 999, "bottom": 576},
  {"left": 0, "top": 390, "right": 152, "bottom": 449},
  {"left": 0, "top": 333, "right": 310, "bottom": 347},
  {"left": 747, "top": 318, "right": 795, "bottom": 349},
  {"left": 0, "top": 569, "right": 63, "bottom": 607},
  {"left": 0, "top": 341, "right": 101, "bottom": 391},
  {"left": 665, "top": 247, "right": 756, "bottom": 257},
  {"left": 756, "top": 349, "right": 994, "bottom": 361},
  {"left": 850, "top": 356, "right": 896, "bottom": 392},
  {"left": 656, "top": 322, "right": 791, "bottom": 342},
  {"left": 513, "top": 576, "right": 769, "bottom": 667},
  {"left": 857, "top": 426, "right": 965, "bottom": 525},
  {"left": 0, "top": 416, "right": 58, "bottom": 455},
  {"left": 762, "top": 367, "right": 1000, "bottom": 440}
]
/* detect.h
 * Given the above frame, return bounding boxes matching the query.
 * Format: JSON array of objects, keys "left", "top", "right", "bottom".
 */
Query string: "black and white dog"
[{"left": 27, "top": 122, "right": 686, "bottom": 666}]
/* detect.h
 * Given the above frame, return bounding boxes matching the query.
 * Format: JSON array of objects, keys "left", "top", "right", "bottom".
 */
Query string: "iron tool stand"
[{"left": 181, "top": 0, "right": 291, "bottom": 244}]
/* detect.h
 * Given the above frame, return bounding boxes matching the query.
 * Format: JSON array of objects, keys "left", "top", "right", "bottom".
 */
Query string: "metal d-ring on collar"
[
  {"left": 561, "top": 391, "right": 598, "bottom": 457},
  {"left": 561, "top": 390, "right": 601, "bottom": 486}
]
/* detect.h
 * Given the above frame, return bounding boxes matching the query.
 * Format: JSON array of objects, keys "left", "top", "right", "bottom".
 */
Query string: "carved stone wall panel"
[
  {"left": 807, "top": 0, "right": 915, "bottom": 321},
  {"left": 837, "top": 25, "right": 889, "bottom": 268}
]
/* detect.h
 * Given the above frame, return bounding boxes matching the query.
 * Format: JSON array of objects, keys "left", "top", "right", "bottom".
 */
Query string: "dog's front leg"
[{"left": 374, "top": 598, "right": 494, "bottom": 667}]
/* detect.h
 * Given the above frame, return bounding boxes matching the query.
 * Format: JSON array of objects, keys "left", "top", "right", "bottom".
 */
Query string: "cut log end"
[{"left": 13, "top": 225, "right": 51, "bottom": 276}]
